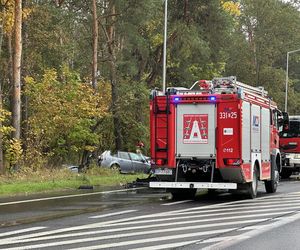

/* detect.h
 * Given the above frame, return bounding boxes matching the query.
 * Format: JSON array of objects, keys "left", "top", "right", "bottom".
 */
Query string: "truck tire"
[
  {"left": 170, "top": 189, "right": 196, "bottom": 200},
  {"left": 246, "top": 167, "right": 258, "bottom": 199},
  {"left": 264, "top": 162, "right": 279, "bottom": 193},
  {"left": 280, "top": 168, "right": 293, "bottom": 179}
]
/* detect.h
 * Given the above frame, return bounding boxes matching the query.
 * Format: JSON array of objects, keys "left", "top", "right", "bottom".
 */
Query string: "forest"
[{"left": 0, "top": 0, "right": 300, "bottom": 172}]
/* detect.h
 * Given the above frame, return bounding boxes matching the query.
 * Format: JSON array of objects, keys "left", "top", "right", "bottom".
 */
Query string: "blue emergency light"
[
  {"left": 209, "top": 96, "right": 216, "bottom": 101},
  {"left": 174, "top": 97, "right": 180, "bottom": 102}
]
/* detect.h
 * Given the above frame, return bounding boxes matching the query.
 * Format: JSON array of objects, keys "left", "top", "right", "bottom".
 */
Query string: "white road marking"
[
  {"left": 67, "top": 228, "right": 236, "bottom": 250},
  {"left": 163, "top": 193, "right": 300, "bottom": 215},
  {"left": 1, "top": 201, "right": 238, "bottom": 242},
  {"left": 218, "top": 199, "right": 300, "bottom": 208},
  {"left": 0, "top": 187, "right": 145, "bottom": 206},
  {"left": 162, "top": 200, "right": 193, "bottom": 206},
  {"left": 202, "top": 211, "right": 300, "bottom": 250},
  {"left": 172, "top": 204, "right": 300, "bottom": 217},
  {"left": 238, "top": 225, "right": 267, "bottom": 231},
  {"left": 169, "top": 199, "right": 300, "bottom": 215},
  {"left": 130, "top": 240, "right": 200, "bottom": 250},
  {"left": 0, "top": 227, "right": 46, "bottom": 238},
  {"left": 2, "top": 203, "right": 297, "bottom": 244},
  {"left": 1, "top": 219, "right": 265, "bottom": 245},
  {"left": 93, "top": 211, "right": 291, "bottom": 228},
  {"left": 4, "top": 228, "right": 235, "bottom": 250},
  {"left": 2, "top": 212, "right": 288, "bottom": 246},
  {"left": 200, "top": 236, "right": 244, "bottom": 243},
  {"left": 89, "top": 209, "right": 137, "bottom": 218},
  {"left": 3, "top": 191, "right": 300, "bottom": 249}
]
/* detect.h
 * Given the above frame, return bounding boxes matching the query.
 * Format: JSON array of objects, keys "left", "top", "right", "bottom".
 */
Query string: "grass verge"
[{"left": 0, "top": 167, "right": 147, "bottom": 197}]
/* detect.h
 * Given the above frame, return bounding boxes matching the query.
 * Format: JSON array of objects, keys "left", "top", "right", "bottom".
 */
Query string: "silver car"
[{"left": 98, "top": 150, "right": 151, "bottom": 174}]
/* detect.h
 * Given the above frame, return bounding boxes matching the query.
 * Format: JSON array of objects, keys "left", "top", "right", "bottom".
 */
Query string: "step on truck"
[
  {"left": 149, "top": 76, "right": 288, "bottom": 199},
  {"left": 280, "top": 115, "right": 300, "bottom": 178}
]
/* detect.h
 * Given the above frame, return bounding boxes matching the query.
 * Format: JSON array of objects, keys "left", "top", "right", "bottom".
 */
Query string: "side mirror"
[{"left": 278, "top": 111, "right": 289, "bottom": 132}]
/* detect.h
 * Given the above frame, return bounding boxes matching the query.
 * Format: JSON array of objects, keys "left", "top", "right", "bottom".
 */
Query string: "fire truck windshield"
[{"left": 280, "top": 120, "right": 300, "bottom": 138}]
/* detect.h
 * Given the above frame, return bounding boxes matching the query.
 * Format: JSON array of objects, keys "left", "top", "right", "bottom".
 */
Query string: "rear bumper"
[{"left": 149, "top": 181, "right": 237, "bottom": 190}]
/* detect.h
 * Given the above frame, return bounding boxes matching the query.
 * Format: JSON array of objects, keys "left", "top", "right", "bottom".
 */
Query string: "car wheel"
[{"left": 110, "top": 164, "right": 120, "bottom": 172}]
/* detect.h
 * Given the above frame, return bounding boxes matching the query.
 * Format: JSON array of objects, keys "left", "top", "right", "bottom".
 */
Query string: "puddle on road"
[{"left": 0, "top": 187, "right": 165, "bottom": 228}]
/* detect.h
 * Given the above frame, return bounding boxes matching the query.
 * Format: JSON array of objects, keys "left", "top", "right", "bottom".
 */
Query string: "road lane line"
[
  {"left": 163, "top": 193, "right": 300, "bottom": 215},
  {"left": 95, "top": 211, "right": 291, "bottom": 227},
  {"left": 202, "top": 211, "right": 300, "bottom": 250},
  {"left": 161, "top": 200, "right": 193, "bottom": 206},
  {"left": 130, "top": 240, "right": 200, "bottom": 250},
  {"left": 68, "top": 228, "right": 237, "bottom": 250},
  {"left": 172, "top": 204, "right": 300, "bottom": 216},
  {"left": 201, "top": 236, "right": 244, "bottom": 243},
  {"left": 3, "top": 210, "right": 288, "bottom": 244},
  {"left": 238, "top": 225, "right": 267, "bottom": 231},
  {"left": 0, "top": 227, "right": 46, "bottom": 238},
  {"left": 170, "top": 199, "right": 300, "bottom": 214},
  {"left": 6, "top": 228, "right": 234, "bottom": 250},
  {"left": 1, "top": 201, "right": 238, "bottom": 242},
  {"left": 0, "top": 187, "right": 146, "bottom": 206},
  {"left": 3, "top": 191, "right": 299, "bottom": 244},
  {"left": 89, "top": 210, "right": 137, "bottom": 218},
  {"left": 1, "top": 219, "right": 265, "bottom": 245}
]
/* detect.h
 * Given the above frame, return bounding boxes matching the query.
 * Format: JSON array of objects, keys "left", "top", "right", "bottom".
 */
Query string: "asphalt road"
[{"left": 0, "top": 178, "right": 300, "bottom": 249}]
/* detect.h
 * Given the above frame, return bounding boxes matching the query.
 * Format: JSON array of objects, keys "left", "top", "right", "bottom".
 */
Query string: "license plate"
[
  {"left": 294, "top": 154, "right": 300, "bottom": 159},
  {"left": 154, "top": 168, "right": 173, "bottom": 175}
]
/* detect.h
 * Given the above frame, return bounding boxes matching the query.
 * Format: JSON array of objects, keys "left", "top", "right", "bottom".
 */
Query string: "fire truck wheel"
[
  {"left": 264, "top": 165, "right": 279, "bottom": 193},
  {"left": 280, "top": 168, "right": 293, "bottom": 179},
  {"left": 170, "top": 189, "right": 196, "bottom": 200},
  {"left": 246, "top": 167, "right": 258, "bottom": 199}
]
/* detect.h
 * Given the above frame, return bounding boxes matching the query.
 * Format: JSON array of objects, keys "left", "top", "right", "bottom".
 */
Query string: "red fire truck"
[
  {"left": 149, "top": 76, "right": 286, "bottom": 199},
  {"left": 280, "top": 115, "right": 300, "bottom": 178}
]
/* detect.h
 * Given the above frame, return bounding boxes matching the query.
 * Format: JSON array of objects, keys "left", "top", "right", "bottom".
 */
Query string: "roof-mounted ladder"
[{"left": 212, "top": 76, "right": 268, "bottom": 97}]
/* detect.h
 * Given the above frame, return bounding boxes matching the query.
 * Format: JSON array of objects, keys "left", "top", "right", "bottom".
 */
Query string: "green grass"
[{"left": 0, "top": 167, "right": 147, "bottom": 197}]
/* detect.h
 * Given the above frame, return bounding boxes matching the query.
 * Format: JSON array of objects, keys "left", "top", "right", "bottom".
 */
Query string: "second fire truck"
[
  {"left": 280, "top": 115, "right": 300, "bottom": 178},
  {"left": 149, "top": 76, "right": 287, "bottom": 199}
]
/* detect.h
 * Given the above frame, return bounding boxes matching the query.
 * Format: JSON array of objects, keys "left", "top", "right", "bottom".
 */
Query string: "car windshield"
[{"left": 280, "top": 120, "right": 300, "bottom": 138}]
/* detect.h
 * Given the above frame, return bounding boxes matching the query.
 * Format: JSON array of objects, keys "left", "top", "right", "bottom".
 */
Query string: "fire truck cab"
[
  {"left": 280, "top": 115, "right": 300, "bottom": 178},
  {"left": 149, "top": 76, "right": 285, "bottom": 199}
]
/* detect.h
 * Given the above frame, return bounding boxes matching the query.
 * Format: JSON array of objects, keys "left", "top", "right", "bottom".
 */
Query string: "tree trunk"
[
  {"left": 106, "top": 1, "right": 122, "bottom": 150},
  {"left": 92, "top": 0, "right": 98, "bottom": 90},
  {"left": 0, "top": 23, "right": 3, "bottom": 174},
  {"left": 12, "top": 0, "right": 22, "bottom": 140},
  {"left": 22, "top": 0, "right": 29, "bottom": 155}
]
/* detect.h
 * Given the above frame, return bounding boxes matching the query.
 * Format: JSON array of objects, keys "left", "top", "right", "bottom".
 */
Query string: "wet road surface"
[{"left": 0, "top": 178, "right": 300, "bottom": 249}]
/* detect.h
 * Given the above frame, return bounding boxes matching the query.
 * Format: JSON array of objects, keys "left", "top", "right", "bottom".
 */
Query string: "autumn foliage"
[
  {"left": 0, "top": 0, "right": 300, "bottom": 173},
  {"left": 23, "top": 68, "right": 110, "bottom": 168}
]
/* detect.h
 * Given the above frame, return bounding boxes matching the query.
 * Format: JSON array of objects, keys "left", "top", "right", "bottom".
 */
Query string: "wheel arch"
[
  {"left": 109, "top": 162, "right": 121, "bottom": 168},
  {"left": 271, "top": 148, "right": 282, "bottom": 173}
]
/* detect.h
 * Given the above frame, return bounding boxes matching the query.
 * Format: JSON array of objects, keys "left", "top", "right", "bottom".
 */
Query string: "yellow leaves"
[
  {"left": 221, "top": 1, "right": 241, "bottom": 17},
  {"left": 151, "top": 34, "right": 163, "bottom": 48},
  {"left": 84, "top": 145, "right": 96, "bottom": 152},
  {"left": 0, "top": 108, "right": 13, "bottom": 135},
  {"left": 6, "top": 139, "right": 23, "bottom": 165},
  {"left": 0, "top": 108, "right": 11, "bottom": 122},
  {"left": 22, "top": 7, "right": 32, "bottom": 20},
  {"left": 0, "top": 0, "right": 14, "bottom": 34},
  {"left": 25, "top": 68, "right": 111, "bottom": 162},
  {"left": 0, "top": 0, "right": 33, "bottom": 35}
]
